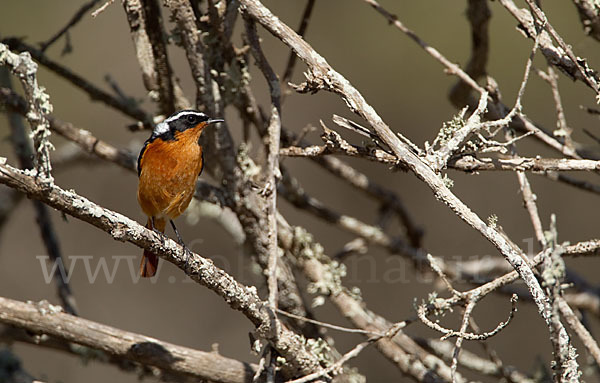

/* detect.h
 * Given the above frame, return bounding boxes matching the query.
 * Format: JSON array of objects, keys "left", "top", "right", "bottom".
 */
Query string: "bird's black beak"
[{"left": 207, "top": 118, "right": 224, "bottom": 125}]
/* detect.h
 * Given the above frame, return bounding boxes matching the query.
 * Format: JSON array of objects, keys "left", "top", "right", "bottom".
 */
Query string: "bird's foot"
[
  {"left": 181, "top": 244, "right": 193, "bottom": 275},
  {"left": 152, "top": 228, "right": 167, "bottom": 245}
]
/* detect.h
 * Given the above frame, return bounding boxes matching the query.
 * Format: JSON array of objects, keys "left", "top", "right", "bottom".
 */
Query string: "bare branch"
[
  {"left": 557, "top": 297, "right": 600, "bottom": 369},
  {"left": 235, "top": 2, "right": 563, "bottom": 340},
  {"left": 244, "top": 16, "right": 282, "bottom": 310},
  {"left": 518, "top": 170, "right": 546, "bottom": 246},
  {"left": 0, "top": 162, "right": 323, "bottom": 376},
  {"left": 0, "top": 69, "right": 77, "bottom": 315},
  {"left": 121, "top": 0, "right": 186, "bottom": 114},
  {"left": 281, "top": 0, "right": 316, "bottom": 91},
  {"left": 525, "top": 0, "right": 600, "bottom": 94},
  {"left": 361, "top": 0, "right": 588, "bottom": 160},
  {"left": 0, "top": 43, "right": 53, "bottom": 182},
  {"left": 451, "top": 301, "right": 476, "bottom": 383},
  {"left": 450, "top": 156, "right": 600, "bottom": 172},
  {"left": 0, "top": 297, "right": 257, "bottom": 383},
  {"left": 415, "top": 337, "right": 534, "bottom": 383},
  {"left": 417, "top": 295, "right": 519, "bottom": 342},
  {"left": 277, "top": 216, "right": 463, "bottom": 383},
  {"left": 572, "top": 0, "right": 600, "bottom": 41},
  {"left": 537, "top": 67, "right": 574, "bottom": 151},
  {"left": 499, "top": 0, "right": 600, "bottom": 93}
]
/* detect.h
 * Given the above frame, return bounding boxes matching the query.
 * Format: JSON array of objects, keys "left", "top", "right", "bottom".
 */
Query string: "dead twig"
[
  {"left": 39, "top": 0, "right": 102, "bottom": 53},
  {"left": 0, "top": 43, "right": 53, "bottom": 182},
  {"left": 1, "top": 38, "right": 152, "bottom": 126},
  {"left": 0, "top": 69, "right": 78, "bottom": 316},
  {"left": 244, "top": 16, "right": 282, "bottom": 311}
]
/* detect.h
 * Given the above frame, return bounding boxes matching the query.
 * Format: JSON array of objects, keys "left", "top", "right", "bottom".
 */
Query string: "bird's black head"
[{"left": 150, "top": 110, "right": 223, "bottom": 140}]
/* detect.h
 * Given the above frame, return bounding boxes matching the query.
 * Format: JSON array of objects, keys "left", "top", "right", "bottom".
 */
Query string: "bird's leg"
[
  {"left": 151, "top": 217, "right": 166, "bottom": 245},
  {"left": 170, "top": 220, "right": 192, "bottom": 272}
]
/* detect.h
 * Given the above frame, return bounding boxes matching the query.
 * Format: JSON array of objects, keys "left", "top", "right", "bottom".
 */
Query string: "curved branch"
[{"left": 0, "top": 162, "right": 322, "bottom": 377}]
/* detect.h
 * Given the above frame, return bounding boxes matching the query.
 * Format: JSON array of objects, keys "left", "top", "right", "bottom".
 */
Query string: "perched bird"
[{"left": 137, "top": 110, "right": 223, "bottom": 277}]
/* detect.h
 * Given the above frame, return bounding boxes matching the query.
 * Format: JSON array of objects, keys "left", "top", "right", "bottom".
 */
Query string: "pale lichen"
[
  {"left": 303, "top": 337, "right": 334, "bottom": 368},
  {"left": 237, "top": 143, "right": 261, "bottom": 180},
  {"left": 487, "top": 214, "right": 498, "bottom": 228},
  {"left": 442, "top": 173, "right": 454, "bottom": 188}
]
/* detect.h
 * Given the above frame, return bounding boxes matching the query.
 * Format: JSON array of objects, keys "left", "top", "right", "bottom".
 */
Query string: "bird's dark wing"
[{"left": 137, "top": 139, "right": 150, "bottom": 177}]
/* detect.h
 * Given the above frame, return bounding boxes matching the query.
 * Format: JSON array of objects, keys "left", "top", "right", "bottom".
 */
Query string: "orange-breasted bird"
[{"left": 137, "top": 110, "right": 223, "bottom": 277}]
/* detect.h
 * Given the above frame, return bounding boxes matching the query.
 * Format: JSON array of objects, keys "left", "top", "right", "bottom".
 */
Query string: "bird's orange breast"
[{"left": 137, "top": 125, "right": 205, "bottom": 220}]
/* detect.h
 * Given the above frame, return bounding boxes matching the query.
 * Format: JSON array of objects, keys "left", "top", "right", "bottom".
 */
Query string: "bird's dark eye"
[{"left": 186, "top": 115, "right": 198, "bottom": 124}]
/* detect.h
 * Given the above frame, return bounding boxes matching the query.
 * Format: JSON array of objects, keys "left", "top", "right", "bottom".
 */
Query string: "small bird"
[{"left": 137, "top": 110, "right": 223, "bottom": 277}]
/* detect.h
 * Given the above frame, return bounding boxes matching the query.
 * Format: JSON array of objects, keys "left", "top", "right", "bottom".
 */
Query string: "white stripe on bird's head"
[{"left": 164, "top": 110, "right": 208, "bottom": 124}]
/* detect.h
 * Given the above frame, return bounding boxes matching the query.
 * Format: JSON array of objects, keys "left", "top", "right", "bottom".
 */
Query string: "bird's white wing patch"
[{"left": 153, "top": 121, "right": 169, "bottom": 136}]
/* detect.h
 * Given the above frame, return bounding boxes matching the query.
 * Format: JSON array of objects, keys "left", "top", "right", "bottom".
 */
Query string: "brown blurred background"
[{"left": 1, "top": 1, "right": 600, "bottom": 382}]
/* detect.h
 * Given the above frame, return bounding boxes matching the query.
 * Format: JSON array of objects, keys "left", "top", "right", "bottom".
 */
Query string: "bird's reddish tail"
[{"left": 140, "top": 218, "right": 165, "bottom": 277}]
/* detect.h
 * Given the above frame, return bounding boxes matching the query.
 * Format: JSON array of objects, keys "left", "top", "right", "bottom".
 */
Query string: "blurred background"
[{"left": 1, "top": 1, "right": 600, "bottom": 381}]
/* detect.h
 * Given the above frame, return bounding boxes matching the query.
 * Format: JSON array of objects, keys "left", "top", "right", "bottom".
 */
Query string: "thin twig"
[
  {"left": 2, "top": 38, "right": 152, "bottom": 126},
  {"left": 39, "top": 0, "right": 101, "bottom": 52},
  {"left": 363, "top": 0, "right": 587, "bottom": 160},
  {"left": 287, "top": 321, "right": 405, "bottom": 383},
  {"left": 484, "top": 23, "right": 543, "bottom": 130},
  {"left": 427, "top": 253, "right": 461, "bottom": 296},
  {"left": 276, "top": 309, "right": 381, "bottom": 336},
  {"left": 417, "top": 295, "right": 519, "bottom": 341},
  {"left": 537, "top": 67, "right": 574, "bottom": 151},
  {"left": 517, "top": 170, "right": 546, "bottom": 247},
  {"left": 92, "top": 0, "right": 116, "bottom": 17},
  {"left": 244, "top": 16, "right": 282, "bottom": 310},
  {"left": 415, "top": 336, "right": 534, "bottom": 383},
  {"left": 281, "top": 142, "right": 600, "bottom": 172},
  {"left": 281, "top": 0, "right": 316, "bottom": 89},
  {"left": 506, "top": 125, "right": 547, "bottom": 248},
  {"left": 451, "top": 301, "right": 476, "bottom": 383},
  {"left": 286, "top": 338, "right": 373, "bottom": 383}
]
